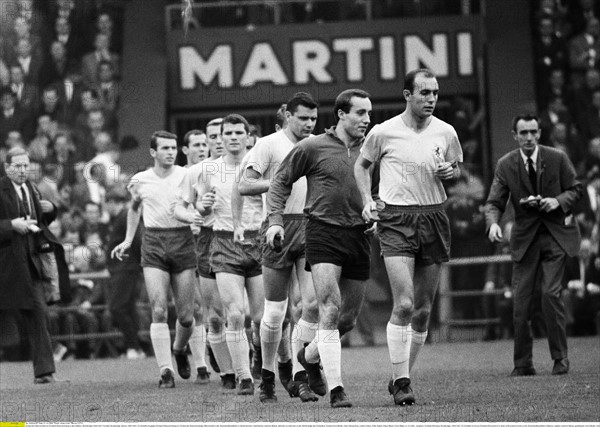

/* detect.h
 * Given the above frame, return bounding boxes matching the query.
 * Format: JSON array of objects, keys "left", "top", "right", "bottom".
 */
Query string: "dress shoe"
[
  {"left": 510, "top": 366, "right": 536, "bottom": 377},
  {"left": 552, "top": 358, "right": 569, "bottom": 375}
]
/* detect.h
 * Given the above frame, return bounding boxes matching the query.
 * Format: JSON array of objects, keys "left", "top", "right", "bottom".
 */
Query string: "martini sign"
[{"left": 167, "top": 15, "right": 480, "bottom": 108}]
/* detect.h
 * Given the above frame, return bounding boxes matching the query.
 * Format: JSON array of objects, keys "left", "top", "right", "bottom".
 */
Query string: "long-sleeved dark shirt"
[{"left": 267, "top": 127, "right": 365, "bottom": 228}]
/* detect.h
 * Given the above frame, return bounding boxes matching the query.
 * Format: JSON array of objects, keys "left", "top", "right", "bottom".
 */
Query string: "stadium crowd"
[{"left": 0, "top": 0, "right": 598, "bottom": 375}]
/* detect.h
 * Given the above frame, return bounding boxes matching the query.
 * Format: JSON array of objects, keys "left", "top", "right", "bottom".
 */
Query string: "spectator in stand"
[
  {"left": 1, "top": 131, "right": 26, "bottom": 163},
  {"left": 81, "top": 33, "right": 120, "bottom": 88},
  {"left": 534, "top": 15, "right": 568, "bottom": 103},
  {"left": 569, "top": 17, "right": 600, "bottom": 90},
  {"left": 9, "top": 63, "right": 38, "bottom": 113},
  {"left": 573, "top": 68, "right": 600, "bottom": 120},
  {"left": 47, "top": 131, "right": 77, "bottom": 189},
  {"left": 567, "top": 0, "right": 600, "bottom": 37},
  {"left": 74, "top": 108, "right": 110, "bottom": 162},
  {"left": 0, "top": 87, "right": 32, "bottom": 144},
  {"left": 539, "top": 96, "right": 574, "bottom": 146},
  {"left": 4, "top": 16, "right": 43, "bottom": 64},
  {"left": 547, "top": 121, "right": 586, "bottom": 172},
  {"left": 28, "top": 115, "right": 58, "bottom": 163},
  {"left": 274, "top": 103, "right": 287, "bottom": 131},
  {"left": 39, "top": 41, "right": 79, "bottom": 90},
  {"left": 51, "top": 16, "right": 85, "bottom": 62},
  {"left": 11, "top": 38, "right": 43, "bottom": 86},
  {"left": 104, "top": 186, "right": 145, "bottom": 359},
  {"left": 95, "top": 11, "right": 122, "bottom": 55},
  {"left": 35, "top": 85, "right": 70, "bottom": 127},
  {"left": 96, "top": 60, "right": 119, "bottom": 114},
  {"left": 542, "top": 69, "right": 574, "bottom": 110}
]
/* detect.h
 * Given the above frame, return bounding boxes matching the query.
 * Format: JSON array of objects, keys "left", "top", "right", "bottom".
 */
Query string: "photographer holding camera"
[
  {"left": 485, "top": 114, "right": 582, "bottom": 377},
  {"left": 0, "top": 147, "right": 70, "bottom": 383}
]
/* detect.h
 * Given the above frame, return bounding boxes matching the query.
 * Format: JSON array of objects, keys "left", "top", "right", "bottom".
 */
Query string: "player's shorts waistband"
[
  {"left": 382, "top": 203, "right": 446, "bottom": 214},
  {"left": 145, "top": 226, "right": 192, "bottom": 232},
  {"left": 200, "top": 226, "right": 213, "bottom": 233},
  {"left": 214, "top": 229, "right": 260, "bottom": 239}
]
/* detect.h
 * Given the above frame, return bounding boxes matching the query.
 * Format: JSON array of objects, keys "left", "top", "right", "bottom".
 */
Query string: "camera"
[{"left": 519, "top": 195, "right": 542, "bottom": 210}]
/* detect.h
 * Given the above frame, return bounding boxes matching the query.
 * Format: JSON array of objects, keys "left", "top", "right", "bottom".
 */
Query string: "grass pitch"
[{"left": 1, "top": 336, "right": 598, "bottom": 423}]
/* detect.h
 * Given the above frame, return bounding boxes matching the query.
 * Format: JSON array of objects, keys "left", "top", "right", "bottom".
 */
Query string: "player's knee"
[
  {"left": 337, "top": 315, "right": 356, "bottom": 337},
  {"left": 393, "top": 298, "right": 414, "bottom": 319},
  {"left": 227, "top": 311, "right": 245, "bottom": 330},
  {"left": 262, "top": 299, "right": 287, "bottom": 326},
  {"left": 411, "top": 307, "right": 432, "bottom": 329},
  {"left": 151, "top": 306, "right": 169, "bottom": 323},
  {"left": 301, "top": 299, "right": 319, "bottom": 322}
]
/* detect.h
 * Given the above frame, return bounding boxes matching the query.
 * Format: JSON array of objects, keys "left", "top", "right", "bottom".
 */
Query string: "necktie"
[
  {"left": 527, "top": 157, "right": 537, "bottom": 195},
  {"left": 21, "top": 186, "right": 31, "bottom": 218}
]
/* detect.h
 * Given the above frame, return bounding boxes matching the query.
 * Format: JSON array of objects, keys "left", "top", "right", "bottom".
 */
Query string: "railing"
[
  {"left": 165, "top": 0, "right": 479, "bottom": 31},
  {"left": 47, "top": 254, "right": 512, "bottom": 347},
  {"left": 438, "top": 254, "right": 512, "bottom": 328}
]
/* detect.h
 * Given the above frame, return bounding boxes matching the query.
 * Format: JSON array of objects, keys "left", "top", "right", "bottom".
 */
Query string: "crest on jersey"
[{"left": 433, "top": 146, "right": 444, "bottom": 160}]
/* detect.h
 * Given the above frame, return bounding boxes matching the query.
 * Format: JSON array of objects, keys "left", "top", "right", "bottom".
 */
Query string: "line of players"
[{"left": 111, "top": 72, "right": 461, "bottom": 408}]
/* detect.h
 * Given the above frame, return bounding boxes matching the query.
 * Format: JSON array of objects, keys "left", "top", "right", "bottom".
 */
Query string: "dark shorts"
[
  {"left": 141, "top": 227, "right": 196, "bottom": 273},
  {"left": 304, "top": 219, "right": 371, "bottom": 281},
  {"left": 378, "top": 203, "right": 450, "bottom": 265},
  {"left": 209, "top": 230, "right": 262, "bottom": 278},
  {"left": 195, "top": 226, "right": 216, "bottom": 279},
  {"left": 261, "top": 214, "right": 306, "bottom": 269}
]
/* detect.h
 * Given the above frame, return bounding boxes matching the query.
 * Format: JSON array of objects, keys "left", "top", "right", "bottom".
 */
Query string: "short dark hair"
[
  {"left": 150, "top": 130, "right": 177, "bottom": 150},
  {"left": 333, "top": 89, "right": 370, "bottom": 121},
  {"left": 5, "top": 147, "right": 29, "bottom": 164},
  {"left": 222, "top": 114, "right": 249, "bottom": 134},
  {"left": 403, "top": 68, "right": 436, "bottom": 93},
  {"left": 511, "top": 114, "right": 540, "bottom": 132},
  {"left": 286, "top": 92, "right": 319, "bottom": 115},
  {"left": 275, "top": 104, "right": 287, "bottom": 128},
  {"left": 206, "top": 117, "right": 223, "bottom": 132},
  {"left": 183, "top": 129, "right": 205, "bottom": 147}
]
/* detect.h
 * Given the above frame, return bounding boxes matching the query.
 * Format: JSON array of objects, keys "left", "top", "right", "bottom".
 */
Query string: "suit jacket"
[
  {"left": 0, "top": 176, "right": 70, "bottom": 309},
  {"left": 0, "top": 106, "right": 32, "bottom": 143},
  {"left": 81, "top": 51, "right": 120, "bottom": 88},
  {"left": 485, "top": 145, "right": 583, "bottom": 262}
]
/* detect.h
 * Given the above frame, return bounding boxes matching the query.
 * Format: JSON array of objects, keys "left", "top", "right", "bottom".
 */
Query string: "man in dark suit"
[
  {"left": 0, "top": 86, "right": 32, "bottom": 143},
  {"left": 485, "top": 113, "right": 582, "bottom": 376},
  {"left": 0, "top": 147, "right": 68, "bottom": 383}
]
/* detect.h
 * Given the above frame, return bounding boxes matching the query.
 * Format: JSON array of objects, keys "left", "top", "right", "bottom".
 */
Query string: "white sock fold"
[
  {"left": 189, "top": 322, "right": 207, "bottom": 369},
  {"left": 316, "top": 329, "right": 341, "bottom": 391},
  {"left": 294, "top": 319, "right": 319, "bottom": 372},
  {"left": 150, "top": 322, "right": 173, "bottom": 373},
  {"left": 226, "top": 329, "right": 252, "bottom": 381},
  {"left": 208, "top": 328, "right": 234, "bottom": 375},
  {"left": 387, "top": 322, "right": 411, "bottom": 381},
  {"left": 409, "top": 325, "right": 428, "bottom": 372}
]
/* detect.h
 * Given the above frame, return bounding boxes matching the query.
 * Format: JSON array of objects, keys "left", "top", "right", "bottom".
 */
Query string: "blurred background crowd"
[{"left": 0, "top": 0, "right": 598, "bottom": 363}]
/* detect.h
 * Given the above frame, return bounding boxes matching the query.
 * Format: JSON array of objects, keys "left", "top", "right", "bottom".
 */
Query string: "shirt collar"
[
  {"left": 520, "top": 146, "right": 539, "bottom": 166},
  {"left": 11, "top": 180, "right": 27, "bottom": 196}
]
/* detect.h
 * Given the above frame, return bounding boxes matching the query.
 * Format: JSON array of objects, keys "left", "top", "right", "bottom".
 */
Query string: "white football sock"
[
  {"left": 150, "top": 322, "right": 173, "bottom": 373},
  {"left": 189, "top": 322, "right": 207, "bottom": 369},
  {"left": 409, "top": 325, "right": 428, "bottom": 372},
  {"left": 260, "top": 299, "right": 287, "bottom": 373},
  {"left": 387, "top": 322, "right": 411, "bottom": 381},
  {"left": 277, "top": 321, "right": 292, "bottom": 363},
  {"left": 226, "top": 329, "right": 252, "bottom": 381},
  {"left": 208, "top": 328, "right": 234, "bottom": 375},
  {"left": 316, "top": 329, "right": 342, "bottom": 391}
]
